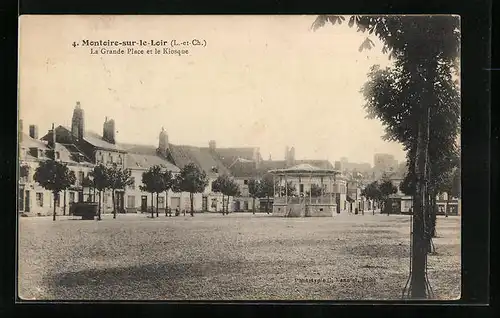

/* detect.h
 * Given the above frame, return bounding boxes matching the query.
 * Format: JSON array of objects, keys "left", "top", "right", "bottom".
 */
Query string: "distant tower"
[
  {"left": 268, "top": 153, "right": 272, "bottom": 161},
  {"left": 158, "top": 127, "right": 169, "bottom": 157},
  {"left": 209, "top": 140, "right": 216, "bottom": 152},
  {"left": 71, "top": 101, "right": 85, "bottom": 141},
  {"left": 103, "top": 117, "right": 116, "bottom": 144},
  {"left": 289, "top": 147, "right": 295, "bottom": 165},
  {"left": 253, "top": 148, "right": 261, "bottom": 168}
]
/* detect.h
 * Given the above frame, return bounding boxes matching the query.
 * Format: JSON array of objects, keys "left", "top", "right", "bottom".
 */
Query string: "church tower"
[
  {"left": 158, "top": 127, "right": 169, "bottom": 157},
  {"left": 102, "top": 117, "right": 116, "bottom": 144},
  {"left": 71, "top": 101, "right": 85, "bottom": 141}
]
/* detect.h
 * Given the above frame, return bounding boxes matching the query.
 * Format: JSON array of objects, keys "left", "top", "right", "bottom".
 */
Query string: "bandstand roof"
[{"left": 268, "top": 163, "right": 340, "bottom": 176}]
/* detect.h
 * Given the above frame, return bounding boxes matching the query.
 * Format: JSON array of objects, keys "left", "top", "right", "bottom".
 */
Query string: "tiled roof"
[
  {"left": 118, "top": 143, "right": 158, "bottom": 156},
  {"left": 118, "top": 142, "right": 229, "bottom": 177},
  {"left": 169, "top": 145, "right": 230, "bottom": 178},
  {"left": 227, "top": 161, "right": 261, "bottom": 178},
  {"left": 20, "top": 133, "right": 49, "bottom": 150},
  {"left": 208, "top": 147, "right": 259, "bottom": 167},
  {"left": 83, "top": 131, "right": 125, "bottom": 152},
  {"left": 57, "top": 143, "right": 93, "bottom": 165},
  {"left": 125, "top": 153, "right": 180, "bottom": 172},
  {"left": 295, "top": 160, "right": 334, "bottom": 169}
]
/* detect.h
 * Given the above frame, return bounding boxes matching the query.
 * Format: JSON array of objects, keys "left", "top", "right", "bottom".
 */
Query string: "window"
[
  {"left": 127, "top": 195, "right": 135, "bottom": 208},
  {"left": 243, "top": 180, "right": 248, "bottom": 185},
  {"left": 78, "top": 171, "right": 84, "bottom": 185},
  {"left": 36, "top": 193, "right": 43, "bottom": 207},
  {"left": 129, "top": 177, "right": 136, "bottom": 189},
  {"left": 20, "top": 165, "right": 30, "bottom": 183},
  {"left": 107, "top": 153, "right": 113, "bottom": 164},
  {"left": 69, "top": 192, "right": 75, "bottom": 203},
  {"left": 117, "top": 155, "right": 123, "bottom": 165},
  {"left": 158, "top": 197, "right": 165, "bottom": 209},
  {"left": 299, "top": 184, "right": 304, "bottom": 193}
]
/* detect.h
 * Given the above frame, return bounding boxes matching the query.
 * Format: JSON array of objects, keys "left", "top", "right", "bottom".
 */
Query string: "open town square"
[
  {"left": 18, "top": 15, "right": 462, "bottom": 301},
  {"left": 18, "top": 212, "right": 460, "bottom": 300}
]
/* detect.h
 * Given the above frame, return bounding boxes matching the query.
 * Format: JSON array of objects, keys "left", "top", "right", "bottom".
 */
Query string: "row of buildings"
[{"left": 20, "top": 102, "right": 371, "bottom": 216}]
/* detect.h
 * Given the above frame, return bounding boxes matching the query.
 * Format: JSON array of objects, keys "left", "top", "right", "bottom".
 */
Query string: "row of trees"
[
  {"left": 32, "top": 159, "right": 211, "bottom": 221},
  {"left": 361, "top": 179, "right": 398, "bottom": 215},
  {"left": 136, "top": 162, "right": 208, "bottom": 218}
]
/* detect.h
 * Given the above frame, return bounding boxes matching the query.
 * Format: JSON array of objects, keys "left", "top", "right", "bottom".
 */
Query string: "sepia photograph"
[{"left": 17, "top": 14, "right": 461, "bottom": 301}]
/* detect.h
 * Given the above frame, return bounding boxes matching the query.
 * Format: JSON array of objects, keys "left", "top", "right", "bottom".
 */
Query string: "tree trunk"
[
  {"left": 410, "top": 103, "right": 431, "bottom": 299},
  {"left": 112, "top": 190, "right": 116, "bottom": 219},
  {"left": 431, "top": 193, "right": 437, "bottom": 237},
  {"left": 445, "top": 195, "right": 449, "bottom": 217},
  {"left": 53, "top": 192, "right": 57, "bottom": 221},
  {"left": 266, "top": 196, "right": 270, "bottom": 214},
  {"left": 63, "top": 191, "right": 66, "bottom": 216},
  {"left": 253, "top": 197, "right": 255, "bottom": 214},
  {"left": 190, "top": 193, "right": 194, "bottom": 216},
  {"left": 151, "top": 193, "right": 154, "bottom": 218},
  {"left": 98, "top": 191, "right": 102, "bottom": 220},
  {"left": 165, "top": 191, "right": 169, "bottom": 216},
  {"left": 156, "top": 193, "right": 159, "bottom": 217},
  {"left": 222, "top": 194, "right": 225, "bottom": 215}
]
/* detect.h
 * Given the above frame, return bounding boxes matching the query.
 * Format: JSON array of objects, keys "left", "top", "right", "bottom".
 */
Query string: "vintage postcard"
[{"left": 17, "top": 15, "right": 461, "bottom": 301}]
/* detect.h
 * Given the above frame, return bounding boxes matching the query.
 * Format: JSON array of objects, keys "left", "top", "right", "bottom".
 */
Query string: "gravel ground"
[{"left": 18, "top": 213, "right": 461, "bottom": 301}]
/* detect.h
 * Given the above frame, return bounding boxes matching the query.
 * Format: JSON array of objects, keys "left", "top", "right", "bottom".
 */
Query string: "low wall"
[
  {"left": 305, "top": 204, "right": 336, "bottom": 217},
  {"left": 272, "top": 203, "right": 337, "bottom": 217},
  {"left": 272, "top": 204, "right": 288, "bottom": 217}
]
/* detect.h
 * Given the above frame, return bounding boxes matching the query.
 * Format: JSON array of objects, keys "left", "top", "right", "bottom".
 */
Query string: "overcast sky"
[{"left": 19, "top": 15, "right": 406, "bottom": 165}]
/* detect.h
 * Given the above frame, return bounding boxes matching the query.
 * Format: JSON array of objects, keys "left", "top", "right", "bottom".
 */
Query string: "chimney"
[
  {"left": 29, "top": 125, "right": 38, "bottom": 139},
  {"left": 209, "top": 140, "right": 216, "bottom": 151},
  {"left": 47, "top": 123, "right": 57, "bottom": 159}
]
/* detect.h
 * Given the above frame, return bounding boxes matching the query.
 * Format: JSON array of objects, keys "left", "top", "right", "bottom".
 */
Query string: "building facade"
[{"left": 18, "top": 125, "right": 94, "bottom": 216}]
